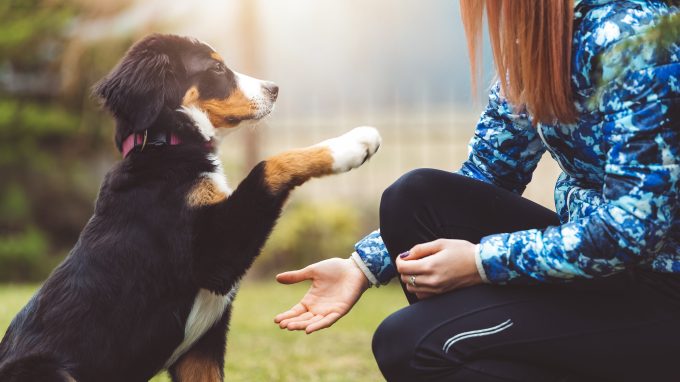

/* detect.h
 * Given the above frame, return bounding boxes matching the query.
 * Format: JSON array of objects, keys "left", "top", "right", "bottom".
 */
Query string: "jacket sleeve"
[
  {"left": 352, "top": 230, "right": 395, "bottom": 286},
  {"left": 354, "top": 83, "right": 548, "bottom": 285},
  {"left": 477, "top": 32, "right": 680, "bottom": 284},
  {"left": 457, "top": 82, "right": 546, "bottom": 194}
]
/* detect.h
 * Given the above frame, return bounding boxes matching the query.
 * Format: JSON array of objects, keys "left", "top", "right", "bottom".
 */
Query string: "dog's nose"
[{"left": 263, "top": 81, "right": 279, "bottom": 101}]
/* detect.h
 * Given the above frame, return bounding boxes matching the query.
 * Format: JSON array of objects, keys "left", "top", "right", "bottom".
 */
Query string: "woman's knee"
[
  {"left": 379, "top": 169, "right": 471, "bottom": 248},
  {"left": 372, "top": 309, "right": 419, "bottom": 381},
  {"left": 373, "top": 303, "right": 470, "bottom": 381},
  {"left": 380, "top": 169, "right": 439, "bottom": 234},
  {"left": 381, "top": 169, "right": 436, "bottom": 212},
  {"left": 380, "top": 169, "right": 473, "bottom": 217}
]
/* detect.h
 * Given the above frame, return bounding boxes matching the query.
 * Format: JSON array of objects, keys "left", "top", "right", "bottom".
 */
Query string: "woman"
[{"left": 275, "top": 1, "right": 680, "bottom": 380}]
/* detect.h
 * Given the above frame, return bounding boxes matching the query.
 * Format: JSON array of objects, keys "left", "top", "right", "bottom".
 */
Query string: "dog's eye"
[{"left": 212, "top": 62, "right": 226, "bottom": 74}]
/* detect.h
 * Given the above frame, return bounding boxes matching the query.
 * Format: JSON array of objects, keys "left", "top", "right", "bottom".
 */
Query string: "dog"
[{"left": 0, "top": 34, "right": 381, "bottom": 382}]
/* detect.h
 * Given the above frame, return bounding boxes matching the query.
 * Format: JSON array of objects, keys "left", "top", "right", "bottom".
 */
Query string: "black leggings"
[{"left": 372, "top": 169, "right": 680, "bottom": 382}]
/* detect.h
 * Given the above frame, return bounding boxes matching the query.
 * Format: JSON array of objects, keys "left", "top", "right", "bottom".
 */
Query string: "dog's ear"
[{"left": 94, "top": 36, "right": 180, "bottom": 133}]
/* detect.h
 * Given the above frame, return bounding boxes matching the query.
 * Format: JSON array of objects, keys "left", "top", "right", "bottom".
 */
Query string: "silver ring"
[{"left": 408, "top": 275, "right": 417, "bottom": 287}]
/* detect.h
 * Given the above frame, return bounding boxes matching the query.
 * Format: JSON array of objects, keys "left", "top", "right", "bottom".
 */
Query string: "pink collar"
[{"left": 121, "top": 131, "right": 182, "bottom": 158}]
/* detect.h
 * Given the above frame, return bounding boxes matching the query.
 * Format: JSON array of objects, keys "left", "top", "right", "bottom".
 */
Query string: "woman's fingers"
[
  {"left": 405, "top": 283, "right": 438, "bottom": 295},
  {"left": 305, "top": 312, "right": 342, "bottom": 334},
  {"left": 408, "top": 239, "right": 447, "bottom": 260},
  {"left": 276, "top": 267, "right": 312, "bottom": 285},
  {"left": 396, "top": 240, "right": 449, "bottom": 274},
  {"left": 279, "top": 311, "right": 314, "bottom": 328},
  {"left": 403, "top": 277, "right": 440, "bottom": 295},
  {"left": 274, "top": 303, "right": 308, "bottom": 324},
  {"left": 415, "top": 292, "right": 436, "bottom": 299},
  {"left": 396, "top": 255, "right": 434, "bottom": 275},
  {"left": 286, "top": 314, "right": 324, "bottom": 331},
  {"left": 400, "top": 273, "right": 435, "bottom": 288}
]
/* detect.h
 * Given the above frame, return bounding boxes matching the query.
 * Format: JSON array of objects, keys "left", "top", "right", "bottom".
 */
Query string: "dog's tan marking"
[
  {"left": 263, "top": 146, "right": 335, "bottom": 193},
  {"left": 210, "top": 51, "right": 224, "bottom": 62},
  {"left": 61, "top": 371, "right": 77, "bottom": 382},
  {"left": 187, "top": 178, "right": 228, "bottom": 207},
  {"left": 175, "top": 351, "right": 222, "bottom": 382},
  {"left": 198, "top": 89, "right": 254, "bottom": 128},
  {"left": 182, "top": 86, "right": 200, "bottom": 106}
]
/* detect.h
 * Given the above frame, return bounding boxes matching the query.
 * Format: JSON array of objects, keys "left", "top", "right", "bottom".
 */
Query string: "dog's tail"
[{"left": 0, "top": 354, "right": 73, "bottom": 382}]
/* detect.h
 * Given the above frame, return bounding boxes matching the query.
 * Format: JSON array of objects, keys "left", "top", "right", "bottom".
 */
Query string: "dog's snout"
[{"left": 263, "top": 81, "right": 279, "bottom": 101}]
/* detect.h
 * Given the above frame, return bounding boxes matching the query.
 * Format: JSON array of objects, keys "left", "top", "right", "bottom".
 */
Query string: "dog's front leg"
[
  {"left": 261, "top": 126, "right": 381, "bottom": 194},
  {"left": 168, "top": 307, "right": 231, "bottom": 382},
  {"left": 190, "top": 127, "right": 381, "bottom": 295}
]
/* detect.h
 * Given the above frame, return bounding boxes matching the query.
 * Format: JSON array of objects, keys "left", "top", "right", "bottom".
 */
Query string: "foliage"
[
  {"left": 0, "top": 1, "right": 385, "bottom": 283},
  {"left": 253, "top": 201, "right": 363, "bottom": 277},
  {"left": 0, "top": 1, "right": 134, "bottom": 281},
  {"left": 0, "top": 226, "right": 59, "bottom": 282}
]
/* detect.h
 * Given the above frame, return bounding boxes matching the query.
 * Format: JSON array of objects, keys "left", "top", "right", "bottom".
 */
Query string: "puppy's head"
[{"left": 95, "top": 34, "right": 278, "bottom": 150}]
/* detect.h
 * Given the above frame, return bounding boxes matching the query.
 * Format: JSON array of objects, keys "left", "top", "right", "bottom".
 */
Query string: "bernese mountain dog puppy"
[{"left": 0, "top": 34, "right": 380, "bottom": 382}]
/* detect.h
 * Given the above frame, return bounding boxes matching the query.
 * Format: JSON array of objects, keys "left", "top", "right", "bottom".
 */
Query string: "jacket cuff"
[
  {"left": 350, "top": 252, "right": 379, "bottom": 287},
  {"left": 354, "top": 230, "right": 396, "bottom": 285},
  {"left": 477, "top": 234, "right": 520, "bottom": 284},
  {"left": 473, "top": 244, "right": 490, "bottom": 283}
]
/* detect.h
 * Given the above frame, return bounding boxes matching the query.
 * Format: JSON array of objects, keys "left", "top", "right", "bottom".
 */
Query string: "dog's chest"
[
  {"left": 203, "top": 162, "right": 231, "bottom": 196},
  {"left": 165, "top": 164, "right": 235, "bottom": 367},
  {"left": 165, "top": 285, "right": 239, "bottom": 367}
]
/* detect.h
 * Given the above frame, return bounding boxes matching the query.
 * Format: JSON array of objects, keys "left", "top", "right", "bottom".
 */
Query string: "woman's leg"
[
  {"left": 374, "top": 168, "right": 680, "bottom": 381},
  {"left": 372, "top": 278, "right": 680, "bottom": 382},
  {"left": 379, "top": 168, "right": 559, "bottom": 303}
]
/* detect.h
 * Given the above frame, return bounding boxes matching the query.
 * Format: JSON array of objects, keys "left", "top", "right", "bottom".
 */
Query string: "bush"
[
  {"left": 0, "top": 226, "right": 60, "bottom": 282},
  {"left": 253, "top": 201, "right": 363, "bottom": 277}
]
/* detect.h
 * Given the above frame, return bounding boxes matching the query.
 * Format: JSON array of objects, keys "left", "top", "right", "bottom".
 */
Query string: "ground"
[{"left": 0, "top": 278, "right": 405, "bottom": 381}]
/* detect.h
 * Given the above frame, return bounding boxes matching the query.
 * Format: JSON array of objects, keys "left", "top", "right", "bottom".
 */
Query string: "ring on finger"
[{"left": 408, "top": 275, "right": 417, "bottom": 287}]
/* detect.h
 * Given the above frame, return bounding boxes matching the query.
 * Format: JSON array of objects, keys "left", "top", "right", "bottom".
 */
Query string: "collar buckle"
[
  {"left": 121, "top": 130, "right": 181, "bottom": 158},
  {"left": 139, "top": 130, "right": 148, "bottom": 152}
]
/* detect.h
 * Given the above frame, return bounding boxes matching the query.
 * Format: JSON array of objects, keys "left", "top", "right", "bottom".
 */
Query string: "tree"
[{"left": 0, "top": 0, "right": 133, "bottom": 281}]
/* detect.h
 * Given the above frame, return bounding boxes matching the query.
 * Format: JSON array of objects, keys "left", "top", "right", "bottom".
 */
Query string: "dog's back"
[
  {"left": 0, "top": 154, "right": 209, "bottom": 381},
  {"left": 0, "top": 281, "right": 73, "bottom": 381},
  {"left": 0, "top": 354, "right": 72, "bottom": 382}
]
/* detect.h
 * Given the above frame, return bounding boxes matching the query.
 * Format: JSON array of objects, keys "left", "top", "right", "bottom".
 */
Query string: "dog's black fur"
[{"left": 0, "top": 34, "right": 377, "bottom": 381}]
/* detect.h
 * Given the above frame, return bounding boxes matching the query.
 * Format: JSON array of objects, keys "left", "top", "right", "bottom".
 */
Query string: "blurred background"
[
  {"left": 0, "top": 0, "right": 569, "bottom": 380},
  {"left": 0, "top": 0, "right": 561, "bottom": 283},
  {"left": 1, "top": 2, "right": 676, "bottom": 379}
]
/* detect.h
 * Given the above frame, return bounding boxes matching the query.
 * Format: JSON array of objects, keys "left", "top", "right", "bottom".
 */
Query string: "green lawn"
[{"left": 0, "top": 278, "right": 406, "bottom": 381}]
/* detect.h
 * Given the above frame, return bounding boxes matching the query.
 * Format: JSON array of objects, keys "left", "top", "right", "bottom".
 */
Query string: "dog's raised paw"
[{"left": 318, "top": 126, "right": 382, "bottom": 174}]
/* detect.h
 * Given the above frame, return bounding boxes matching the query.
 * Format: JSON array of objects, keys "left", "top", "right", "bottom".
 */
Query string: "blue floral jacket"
[{"left": 354, "top": 0, "right": 680, "bottom": 285}]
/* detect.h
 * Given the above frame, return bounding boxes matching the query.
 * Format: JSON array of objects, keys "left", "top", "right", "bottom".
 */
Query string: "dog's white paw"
[{"left": 318, "top": 126, "right": 381, "bottom": 173}]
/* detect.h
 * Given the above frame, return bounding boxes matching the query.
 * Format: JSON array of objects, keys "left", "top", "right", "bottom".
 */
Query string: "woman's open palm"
[{"left": 274, "top": 258, "right": 369, "bottom": 334}]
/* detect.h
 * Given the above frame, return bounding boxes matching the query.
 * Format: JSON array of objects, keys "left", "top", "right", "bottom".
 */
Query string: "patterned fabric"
[
  {"left": 355, "top": 0, "right": 680, "bottom": 285},
  {"left": 354, "top": 230, "right": 396, "bottom": 284}
]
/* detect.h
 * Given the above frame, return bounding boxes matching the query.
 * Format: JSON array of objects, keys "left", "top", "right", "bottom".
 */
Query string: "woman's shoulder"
[
  {"left": 574, "top": 0, "right": 673, "bottom": 40},
  {"left": 572, "top": 0, "right": 676, "bottom": 89}
]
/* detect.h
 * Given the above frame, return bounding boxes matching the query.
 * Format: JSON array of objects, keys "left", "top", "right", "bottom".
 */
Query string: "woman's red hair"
[{"left": 460, "top": 0, "right": 577, "bottom": 124}]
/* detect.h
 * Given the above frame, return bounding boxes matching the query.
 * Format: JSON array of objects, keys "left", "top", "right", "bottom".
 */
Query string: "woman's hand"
[
  {"left": 396, "top": 239, "right": 482, "bottom": 299},
  {"left": 274, "top": 257, "right": 369, "bottom": 334}
]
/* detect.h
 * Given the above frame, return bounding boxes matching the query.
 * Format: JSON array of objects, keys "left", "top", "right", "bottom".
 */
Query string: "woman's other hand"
[
  {"left": 396, "top": 239, "right": 482, "bottom": 299},
  {"left": 274, "top": 258, "right": 369, "bottom": 334}
]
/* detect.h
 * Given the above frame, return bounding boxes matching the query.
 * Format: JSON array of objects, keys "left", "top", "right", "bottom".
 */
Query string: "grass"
[{"left": 0, "top": 278, "right": 406, "bottom": 381}]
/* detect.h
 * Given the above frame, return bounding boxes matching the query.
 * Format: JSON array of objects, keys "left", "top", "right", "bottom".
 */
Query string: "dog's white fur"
[
  {"left": 317, "top": 126, "right": 382, "bottom": 173},
  {"left": 169, "top": 82, "right": 381, "bottom": 370},
  {"left": 164, "top": 285, "right": 239, "bottom": 368},
  {"left": 235, "top": 72, "right": 276, "bottom": 121},
  {"left": 169, "top": 107, "right": 236, "bottom": 368},
  {"left": 180, "top": 105, "right": 215, "bottom": 142}
]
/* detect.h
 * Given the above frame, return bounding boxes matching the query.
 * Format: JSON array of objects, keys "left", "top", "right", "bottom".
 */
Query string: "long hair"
[{"left": 460, "top": 0, "right": 577, "bottom": 124}]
